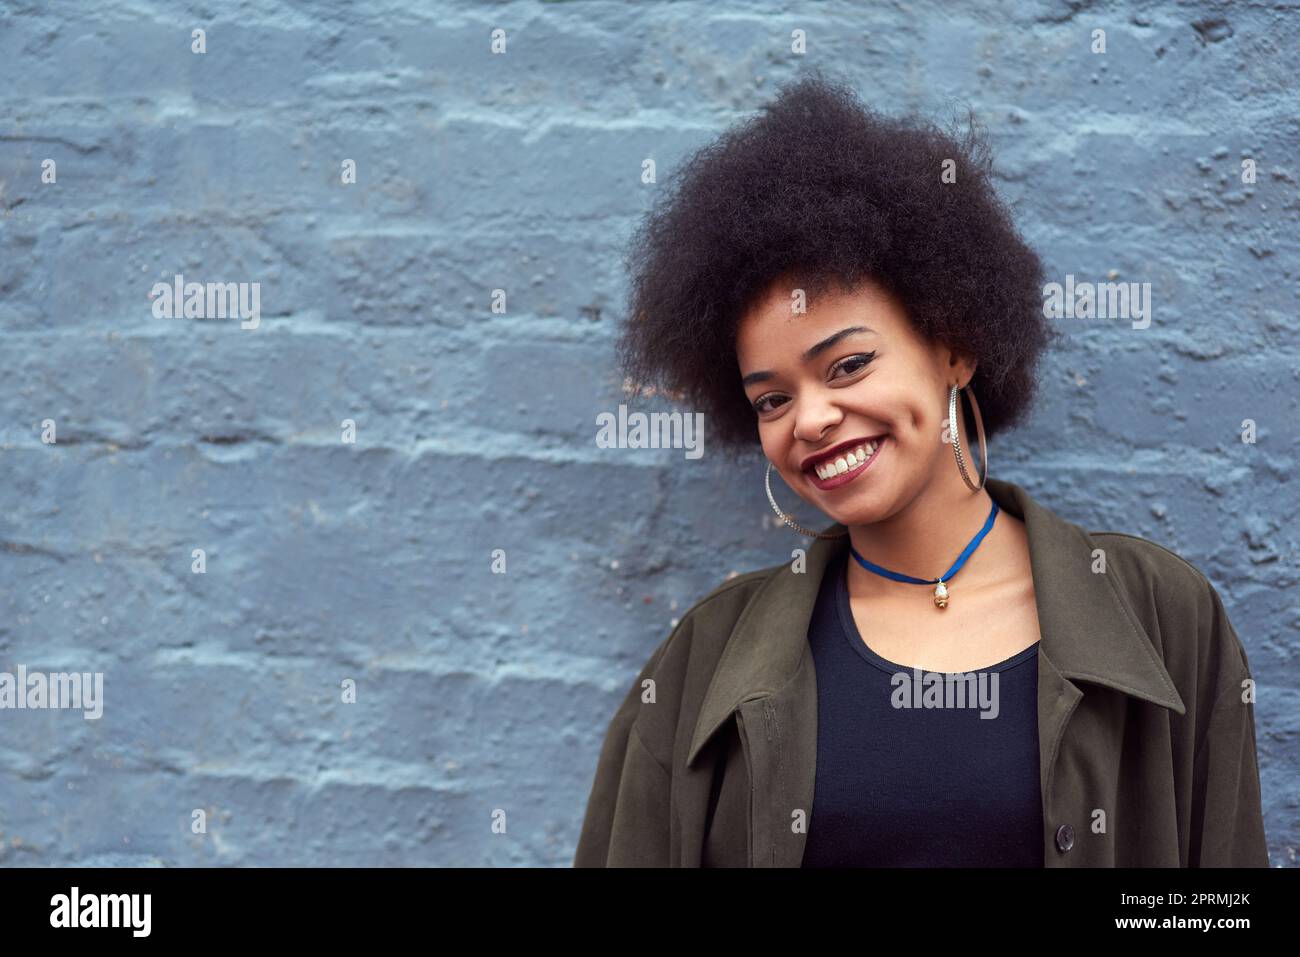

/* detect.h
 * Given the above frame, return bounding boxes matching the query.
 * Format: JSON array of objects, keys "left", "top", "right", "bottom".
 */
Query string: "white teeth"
[{"left": 813, "top": 439, "right": 883, "bottom": 480}]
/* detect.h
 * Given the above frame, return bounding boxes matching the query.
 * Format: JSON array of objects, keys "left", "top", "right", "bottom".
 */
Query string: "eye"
[
  {"left": 751, "top": 352, "right": 876, "bottom": 416},
  {"left": 752, "top": 393, "right": 789, "bottom": 415},
  {"left": 831, "top": 352, "right": 876, "bottom": 379}
]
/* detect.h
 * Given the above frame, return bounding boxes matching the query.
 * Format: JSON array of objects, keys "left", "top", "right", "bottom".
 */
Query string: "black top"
[{"left": 801, "top": 551, "right": 1044, "bottom": 867}]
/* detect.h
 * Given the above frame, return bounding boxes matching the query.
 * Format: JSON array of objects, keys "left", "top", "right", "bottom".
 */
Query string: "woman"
[{"left": 573, "top": 71, "right": 1268, "bottom": 867}]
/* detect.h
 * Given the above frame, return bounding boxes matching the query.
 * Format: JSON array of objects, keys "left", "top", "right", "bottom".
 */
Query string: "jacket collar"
[{"left": 686, "top": 476, "right": 1186, "bottom": 769}]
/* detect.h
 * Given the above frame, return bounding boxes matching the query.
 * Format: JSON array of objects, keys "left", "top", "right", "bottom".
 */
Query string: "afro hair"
[{"left": 614, "top": 69, "right": 1059, "bottom": 462}]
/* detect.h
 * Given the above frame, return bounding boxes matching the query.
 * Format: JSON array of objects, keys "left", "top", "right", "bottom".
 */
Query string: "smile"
[{"left": 805, "top": 436, "right": 886, "bottom": 490}]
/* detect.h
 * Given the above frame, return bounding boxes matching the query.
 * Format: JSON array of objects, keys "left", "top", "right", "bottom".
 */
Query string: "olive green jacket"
[{"left": 573, "top": 477, "right": 1269, "bottom": 867}]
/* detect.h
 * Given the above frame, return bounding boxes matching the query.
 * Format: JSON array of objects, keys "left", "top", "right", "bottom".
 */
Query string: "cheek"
[
  {"left": 865, "top": 393, "right": 921, "bottom": 441},
  {"left": 875, "top": 395, "right": 943, "bottom": 459},
  {"left": 898, "top": 390, "right": 941, "bottom": 440},
  {"left": 757, "top": 425, "right": 803, "bottom": 484}
]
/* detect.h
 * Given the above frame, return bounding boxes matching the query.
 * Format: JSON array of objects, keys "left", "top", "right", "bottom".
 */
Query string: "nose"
[{"left": 791, "top": 387, "right": 844, "bottom": 444}]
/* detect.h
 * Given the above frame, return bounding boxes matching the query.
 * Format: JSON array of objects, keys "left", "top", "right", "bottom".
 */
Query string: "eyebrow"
[{"left": 740, "top": 326, "right": 875, "bottom": 387}]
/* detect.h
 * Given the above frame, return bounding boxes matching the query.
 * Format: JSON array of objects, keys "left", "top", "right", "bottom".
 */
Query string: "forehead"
[{"left": 735, "top": 277, "right": 909, "bottom": 361}]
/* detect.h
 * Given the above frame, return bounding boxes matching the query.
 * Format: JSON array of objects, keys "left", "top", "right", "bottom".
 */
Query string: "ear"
[{"left": 941, "top": 343, "right": 978, "bottom": 387}]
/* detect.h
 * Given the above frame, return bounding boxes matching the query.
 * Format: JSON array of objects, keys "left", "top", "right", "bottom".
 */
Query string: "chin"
[{"left": 816, "top": 478, "right": 896, "bottom": 524}]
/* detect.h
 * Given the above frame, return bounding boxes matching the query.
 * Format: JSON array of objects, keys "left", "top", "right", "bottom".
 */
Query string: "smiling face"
[{"left": 736, "top": 274, "right": 977, "bottom": 528}]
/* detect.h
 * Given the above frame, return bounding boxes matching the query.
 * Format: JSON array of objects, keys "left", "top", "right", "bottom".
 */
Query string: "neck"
[{"left": 845, "top": 467, "right": 997, "bottom": 598}]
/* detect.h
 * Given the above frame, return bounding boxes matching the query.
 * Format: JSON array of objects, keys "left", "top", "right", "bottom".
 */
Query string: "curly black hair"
[{"left": 615, "top": 69, "right": 1059, "bottom": 463}]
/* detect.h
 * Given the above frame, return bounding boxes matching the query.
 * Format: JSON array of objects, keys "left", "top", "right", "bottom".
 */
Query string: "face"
[{"left": 735, "top": 275, "right": 976, "bottom": 528}]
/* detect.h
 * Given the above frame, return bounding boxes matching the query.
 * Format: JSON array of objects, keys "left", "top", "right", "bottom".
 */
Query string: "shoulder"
[
  {"left": 1088, "top": 529, "right": 1216, "bottom": 586},
  {"left": 1086, "top": 528, "right": 1228, "bottom": 619},
  {"left": 1086, "top": 528, "right": 1252, "bottom": 687},
  {"left": 649, "top": 562, "right": 782, "bottom": 668},
  {"left": 617, "top": 560, "right": 783, "bottom": 747},
  {"left": 688, "top": 564, "right": 783, "bottom": 625}
]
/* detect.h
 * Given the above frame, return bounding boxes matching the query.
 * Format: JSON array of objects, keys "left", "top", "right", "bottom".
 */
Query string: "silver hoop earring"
[
  {"left": 949, "top": 383, "right": 988, "bottom": 491},
  {"left": 765, "top": 461, "right": 849, "bottom": 539}
]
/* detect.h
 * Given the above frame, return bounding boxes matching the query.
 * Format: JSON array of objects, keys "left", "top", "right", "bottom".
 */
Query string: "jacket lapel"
[{"left": 685, "top": 477, "right": 1186, "bottom": 866}]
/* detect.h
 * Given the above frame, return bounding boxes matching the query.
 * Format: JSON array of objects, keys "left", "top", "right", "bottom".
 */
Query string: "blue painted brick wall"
[{"left": 0, "top": 1, "right": 1294, "bottom": 866}]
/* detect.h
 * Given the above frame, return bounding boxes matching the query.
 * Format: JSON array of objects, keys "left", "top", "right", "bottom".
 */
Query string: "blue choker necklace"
[{"left": 848, "top": 499, "right": 999, "bottom": 609}]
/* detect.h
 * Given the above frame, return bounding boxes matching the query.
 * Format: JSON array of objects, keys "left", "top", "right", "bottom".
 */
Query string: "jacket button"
[{"left": 1055, "top": 824, "right": 1075, "bottom": 852}]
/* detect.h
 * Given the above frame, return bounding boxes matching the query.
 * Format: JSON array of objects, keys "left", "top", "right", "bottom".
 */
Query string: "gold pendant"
[{"left": 933, "top": 580, "right": 949, "bottom": 608}]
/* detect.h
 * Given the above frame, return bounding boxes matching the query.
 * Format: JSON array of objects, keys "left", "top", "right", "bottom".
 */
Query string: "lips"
[
  {"left": 803, "top": 436, "right": 887, "bottom": 491},
  {"left": 801, "top": 435, "right": 887, "bottom": 475}
]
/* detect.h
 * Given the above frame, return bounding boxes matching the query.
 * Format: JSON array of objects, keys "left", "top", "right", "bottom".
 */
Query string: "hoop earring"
[
  {"left": 949, "top": 383, "right": 988, "bottom": 491},
  {"left": 765, "top": 461, "right": 849, "bottom": 539}
]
